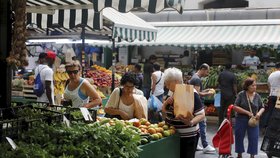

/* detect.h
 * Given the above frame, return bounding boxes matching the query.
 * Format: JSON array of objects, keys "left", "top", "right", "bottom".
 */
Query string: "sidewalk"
[{"left": 195, "top": 117, "right": 268, "bottom": 158}]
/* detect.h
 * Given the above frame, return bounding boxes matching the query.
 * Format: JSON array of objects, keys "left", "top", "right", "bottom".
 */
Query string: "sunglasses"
[{"left": 66, "top": 70, "right": 79, "bottom": 74}]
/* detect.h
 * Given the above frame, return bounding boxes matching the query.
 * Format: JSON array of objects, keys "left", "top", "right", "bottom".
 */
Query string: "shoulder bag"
[{"left": 247, "top": 94, "right": 259, "bottom": 127}]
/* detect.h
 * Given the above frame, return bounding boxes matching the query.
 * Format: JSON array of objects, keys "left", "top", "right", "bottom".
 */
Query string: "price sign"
[
  {"left": 63, "top": 115, "right": 70, "bottom": 127},
  {"left": 6, "top": 137, "right": 17, "bottom": 150},
  {"left": 79, "top": 107, "right": 93, "bottom": 121}
]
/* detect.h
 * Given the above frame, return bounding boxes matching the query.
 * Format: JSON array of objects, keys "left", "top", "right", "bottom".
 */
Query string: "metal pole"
[
  {"left": 111, "top": 38, "right": 115, "bottom": 92},
  {"left": 81, "top": 24, "right": 85, "bottom": 77},
  {"left": 0, "top": 0, "right": 12, "bottom": 108}
]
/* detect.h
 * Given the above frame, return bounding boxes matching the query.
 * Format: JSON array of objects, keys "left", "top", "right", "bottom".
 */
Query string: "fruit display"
[
  {"left": 130, "top": 118, "right": 176, "bottom": 144},
  {"left": 86, "top": 65, "right": 121, "bottom": 88},
  {"left": 12, "top": 78, "right": 25, "bottom": 89},
  {"left": 53, "top": 71, "right": 69, "bottom": 95},
  {"left": 205, "top": 104, "right": 217, "bottom": 116},
  {"left": 113, "top": 64, "right": 135, "bottom": 75},
  {"left": 202, "top": 67, "right": 221, "bottom": 88}
]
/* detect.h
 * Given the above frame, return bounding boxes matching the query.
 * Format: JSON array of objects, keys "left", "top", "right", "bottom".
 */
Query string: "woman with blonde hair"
[{"left": 64, "top": 60, "right": 102, "bottom": 108}]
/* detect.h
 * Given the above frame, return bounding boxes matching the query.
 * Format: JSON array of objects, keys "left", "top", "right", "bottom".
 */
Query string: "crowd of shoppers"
[{"left": 34, "top": 50, "right": 278, "bottom": 158}]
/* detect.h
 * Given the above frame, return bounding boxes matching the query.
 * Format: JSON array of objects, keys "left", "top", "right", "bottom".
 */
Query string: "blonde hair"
[
  {"left": 65, "top": 60, "right": 82, "bottom": 70},
  {"left": 164, "top": 67, "right": 183, "bottom": 84}
]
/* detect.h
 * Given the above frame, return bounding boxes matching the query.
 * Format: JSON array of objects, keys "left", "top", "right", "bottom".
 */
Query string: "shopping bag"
[
  {"left": 214, "top": 92, "right": 221, "bottom": 108},
  {"left": 148, "top": 95, "right": 163, "bottom": 123},
  {"left": 147, "top": 95, "right": 163, "bottom": 112},
  {"left": 173, "top": 84, "right": 194, "bottom": 118}
]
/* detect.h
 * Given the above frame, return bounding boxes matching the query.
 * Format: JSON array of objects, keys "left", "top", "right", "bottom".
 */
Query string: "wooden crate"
[
  {"left": 23, "top": 85, "right": 37, "bottom": 100},
  {"left": 256, "top": 83, "right": 269, "bottom": 93}
]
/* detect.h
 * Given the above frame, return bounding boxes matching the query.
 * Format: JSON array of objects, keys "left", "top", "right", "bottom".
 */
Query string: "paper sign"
[
  {"left": 79, "top": 107, "right": 93, "bottom": 121},
  {"left": 63, "top": 115, "right": 70, "bottom": 127},
  {"left": 6, "top": 137, "right": 17, "bottom": 150}
]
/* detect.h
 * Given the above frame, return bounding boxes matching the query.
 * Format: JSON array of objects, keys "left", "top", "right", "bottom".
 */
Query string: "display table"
[{"left": 139, "top": 134, "right": 180, "bottom": 158}]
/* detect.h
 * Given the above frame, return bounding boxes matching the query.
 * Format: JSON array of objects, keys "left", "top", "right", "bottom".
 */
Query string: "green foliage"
[{"left": 1, "top": 120, "right": 141, "bottom": 158}]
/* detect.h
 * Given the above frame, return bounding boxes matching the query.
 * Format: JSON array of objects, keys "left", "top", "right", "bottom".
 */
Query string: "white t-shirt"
[
  {"left": 242, "top": 56, "right": 260, "bottom": 70},
  {"left": 151, "top": 71, "right": 164, "bottom": 96},
  {"left": 268, "top": 70, "right": 280, "bottom": 96},
  {"left": 34, "top": 64, "right": 54, "bottom": 103}
]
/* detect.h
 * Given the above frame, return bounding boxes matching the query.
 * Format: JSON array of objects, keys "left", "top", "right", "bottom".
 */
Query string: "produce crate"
[
  {"left": 65, "top": 107, "right": 97, "bottom": 123},
  {"left": 261, "top": 136, "right": 280, "bottom": 157},
  {"left": 256, "top": 83, "right": 269, "bottom": 93},
  {"left": 47, "top": 105, "right": 97, "bottom": 123},
  {"left": 0, "top": 105, "right": 63, "bottom": 141}
]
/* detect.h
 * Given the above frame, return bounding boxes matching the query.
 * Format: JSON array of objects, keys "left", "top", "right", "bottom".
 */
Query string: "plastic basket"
[
  {"left": 261, "top": 136, "right": 280, "bottom": 157},
  {"left": 0, "top": 105, "right": 63, "bottom": 141}
]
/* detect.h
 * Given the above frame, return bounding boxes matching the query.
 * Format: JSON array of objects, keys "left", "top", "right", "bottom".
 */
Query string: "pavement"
[{"left": 195, "top": 117, "right": 269, "bottom": 158}]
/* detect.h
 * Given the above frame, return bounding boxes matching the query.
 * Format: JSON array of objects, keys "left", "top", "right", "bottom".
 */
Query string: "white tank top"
[
  {"left": 151, "top": 71, "right": 164, "bottom": 96},
  {"left": 118, "top": 100, "right": 134, "bottom": 119},
  {"left": 64, "top": 79, "right": 89, "bottom": 107}
]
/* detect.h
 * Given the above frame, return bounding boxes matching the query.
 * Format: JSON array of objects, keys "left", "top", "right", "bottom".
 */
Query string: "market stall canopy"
[
  {"left": 93, "top": 0, "right": 184, "bottom": 14},
  {"left": 116, "top": 20, "right": 280, "bottom": 48},
  {"left": 26, "top": 0, "right": 93, "bottom": 12},
  {"left": 102, "top": 8, "right": 157, "bottom": 42},
  {"left": 26, "top": 7, "right": 157, "bottom": 42}
]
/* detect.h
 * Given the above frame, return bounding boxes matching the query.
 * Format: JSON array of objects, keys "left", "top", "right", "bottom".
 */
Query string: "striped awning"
[
  {"left": 93, "top": 0, "right": 184, "bottom": 14},
  {"left": 26, "top": 8, "right": 157, "bottom": 42},
  {"left": 26, "top": 8, "right": 103, "bottom": 34},
  {"left": 116, "top": 20, "right": 280, "bottom": 48},
  {"left": 102, "top": 8, "right": 157, "bottom": 42},
  {"left": 26, "top": 0, "right": 93, "bottom": 10}
]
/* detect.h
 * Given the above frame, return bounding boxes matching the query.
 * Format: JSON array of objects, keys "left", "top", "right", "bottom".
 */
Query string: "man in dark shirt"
[
  {"left": 143, "top": 55, "right": 157, "bottom": 99},
  {"left": 218, "top": 64, "right": 237, "bottom": 125},
  {"left": 189, "top": 63, "right": 215, "bottom": 153}
]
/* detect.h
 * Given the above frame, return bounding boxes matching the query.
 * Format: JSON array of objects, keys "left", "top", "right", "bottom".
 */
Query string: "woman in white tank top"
[
  {"left": 151, "top": 63, "right": 164, "bottom": 102},
  {"left": 64, "top": 60, "right": 102, "bottom": 108}
]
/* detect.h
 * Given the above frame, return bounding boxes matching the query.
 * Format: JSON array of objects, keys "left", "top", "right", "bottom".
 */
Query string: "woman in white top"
[
  {"left": 151, "top": 62, "right": 164, "bottom": 102},
  {"left": 64, "top": 60, "right": 102, "bottom": 108},
  {"left": 105, "top": 73, "right": 147, "bottom": 120}
]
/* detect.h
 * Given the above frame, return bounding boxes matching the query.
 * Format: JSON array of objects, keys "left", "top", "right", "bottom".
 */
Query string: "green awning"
[
  {"left": 102, "top": 8, "right": 157, "bottom": 42},
  {"left": 116, "top": 20, "right": 280, "bottom": 48}
]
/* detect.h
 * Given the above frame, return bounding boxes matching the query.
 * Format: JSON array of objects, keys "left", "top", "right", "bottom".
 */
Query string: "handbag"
[{"left": 247, "top": 94, "right": 259, "bottom": 127}]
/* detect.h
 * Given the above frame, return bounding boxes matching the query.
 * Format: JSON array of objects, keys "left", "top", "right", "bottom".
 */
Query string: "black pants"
[
  {"left": 219, "top": 95, "right": 235, "bottom": 126},
  {"left": 180, "top": 134, "right": 199, "bottom": 158}
]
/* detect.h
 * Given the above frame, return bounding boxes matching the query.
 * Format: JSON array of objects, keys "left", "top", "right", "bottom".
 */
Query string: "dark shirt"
[
  {"left": 165, "top": 92, "right": 204, "bottom": 137},
  {"left": 234, "top": 91, "right": 264, "bottom": 119},
  {"left": 189, "top": 73, "right": 203, "bottom": 91},
  {"left": 218, "top": 70, "right": 237, "bottom": 98},
  {"left": 135, "top": 73, "right": 143, "bottom": 90},
  {"left": 143, "top": 62, "right": 153, "bottom": 88},
  {"left": 189, "top": 73, "right": 204, "bottom": 102}
]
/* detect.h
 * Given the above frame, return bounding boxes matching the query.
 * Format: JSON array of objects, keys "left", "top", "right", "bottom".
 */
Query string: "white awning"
[
  {"left": 26, "top": 8, "right": 157, "bottom": 42},
  {"left": 102, "top": 8, "right": 157, "bottom": 42},
  {"left": 116, "top": 20, "right": 280, "bottom": 48}
]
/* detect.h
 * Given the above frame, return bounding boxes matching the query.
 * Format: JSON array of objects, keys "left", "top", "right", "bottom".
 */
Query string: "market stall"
[{"left": 1, "top": 0, "right": 186, "bottom": 157}]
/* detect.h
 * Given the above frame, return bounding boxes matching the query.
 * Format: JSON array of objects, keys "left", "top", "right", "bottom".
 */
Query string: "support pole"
[
  {"left": 81, "top": 24, "right": 86, "bottom": 77},
  {"left": 111, "top": 38, "right": 115, "bottom": 92},
  {"left": 0, "top": 0, "right": 12, "bottom": 108}
]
